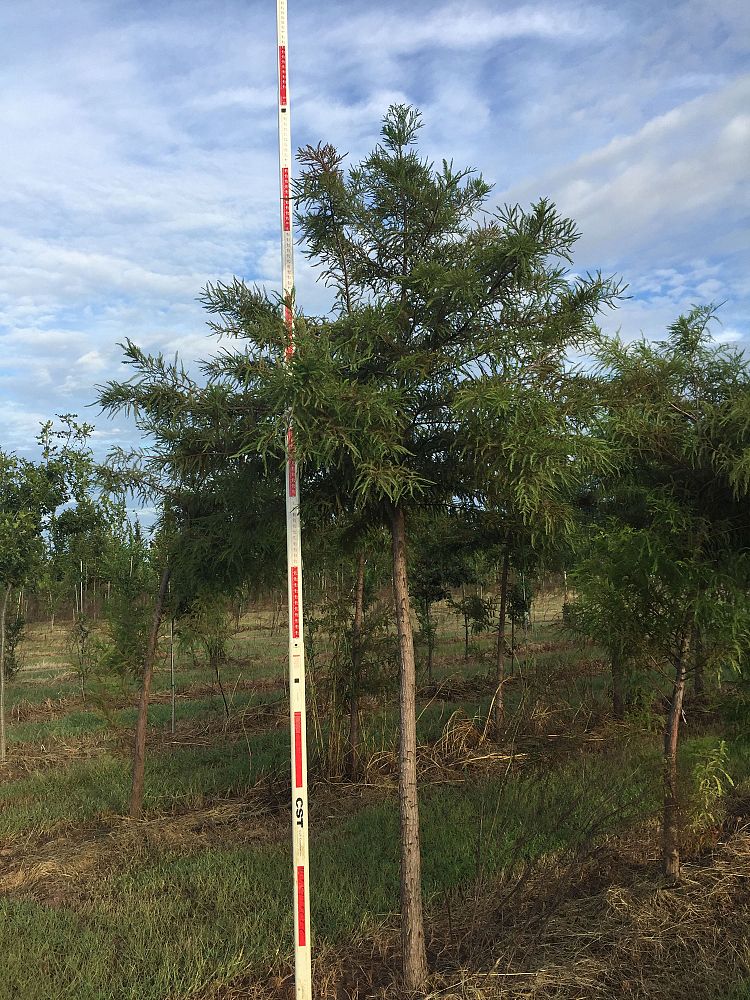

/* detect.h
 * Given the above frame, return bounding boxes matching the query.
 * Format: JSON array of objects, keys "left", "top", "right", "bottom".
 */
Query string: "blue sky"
[{"left": 1, "top": 0, "right": 748, "bottom": 455}]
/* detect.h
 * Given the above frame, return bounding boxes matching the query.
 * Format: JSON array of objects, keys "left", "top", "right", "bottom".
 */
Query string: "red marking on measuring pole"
[
  {"left": 294, "top": 711, "right": 303, "bottom": 786},
  {"left": 279, "top": 46, "right": 288, "bottom": 106},
  {"left": 297, "top": 866, "right": 306, "bottom": 945},
  {"left": 282, "top": 167, "right": 291, "bottom": 231},
  {"left": 291, "top": 566, "right": 300, "bottom": 638},
  {"left": 287, "top": 430, "right": 297, "bottom": 497}
]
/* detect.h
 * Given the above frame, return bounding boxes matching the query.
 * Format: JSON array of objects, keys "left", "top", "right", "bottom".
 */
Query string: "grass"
[
  {"left": 0, "top": 747, "right": 660, "bottom": 1000},
  {"left": 0, "top": 730, "right": 293, "bottom": 838},
  {"left": 2, "top": 602, "right": 749, "bottom": 998},
  {"left": 0, "top": 757, "right": 129, "bottom": 837}
]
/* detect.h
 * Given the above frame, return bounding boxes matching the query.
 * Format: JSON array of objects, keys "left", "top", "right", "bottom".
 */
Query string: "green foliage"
[
  {"left": 83, "top": 519, "right": 155, "bottom": 682},
  {"left": 97, "top": 342, "right": 285, "bottom": 614},
  {"left": 3, "top": 607, "right": 25, "bottom": 680},
  {"left": 572, "top": 307, "right": 750, "bottom": 689},
  {"left": 307, "top": 567, "right": 398, "bottom": 776},
  {"left": 201, "top": 105, "right": 622, "bottom": 528},
  {"left": 177, "top": 594, "right": 231, "bottom": 672},
  {"left": 66, "top": 613, "right": 110, "bottom": 698},
  {"left": 690, "top": 739, "right": 735, "bottom": 832}
]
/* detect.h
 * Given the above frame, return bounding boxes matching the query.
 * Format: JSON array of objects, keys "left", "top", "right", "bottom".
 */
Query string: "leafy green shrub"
[{"left": 690, "top": 739, "right": 734, "bottom": 832}]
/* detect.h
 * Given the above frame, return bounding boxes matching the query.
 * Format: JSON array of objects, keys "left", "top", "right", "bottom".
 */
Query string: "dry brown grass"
[
  {"left": 421, "top": 831, "right": 750, "bottom": 999},
  {"left": 0, "top": 734, "right": 115, "bottom": 784},
  {"left": 10, "top": 695, "right": 82, "bottom": 723},
  {"left": 214, "top": 824, "right": 750, "bottom": 1000},
  {"left": 361, "top": 711, "right": 521, "bottom": 786},
  {"left": 0, "top": 794, "right": 286, "bottom": 909}
]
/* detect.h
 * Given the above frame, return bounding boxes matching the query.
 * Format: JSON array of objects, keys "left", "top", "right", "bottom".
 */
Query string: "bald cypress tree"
[{"left": 203, "top": 105, "right": 621, "bottom": 988}]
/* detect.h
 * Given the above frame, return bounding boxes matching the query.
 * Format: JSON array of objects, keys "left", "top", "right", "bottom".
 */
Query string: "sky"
[{"left": 1, "top": 0, "right": 749, "bottom": 457}]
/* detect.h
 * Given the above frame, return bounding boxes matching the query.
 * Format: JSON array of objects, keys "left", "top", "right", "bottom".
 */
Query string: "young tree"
[
  {"left": 98, "top": 345, "right": 285, "bottom": 818},
  {"left": 573, "top": 307, "right": 750, "bottom": 879},
  {"left": 202, "top": 105, "right": 621, "bottom": 987},
  {"left": 0, "top": 456, "right": 45, "bottom": 762},
  {"left": 0, "top": 426, "right": 79, "bottom": 760}
]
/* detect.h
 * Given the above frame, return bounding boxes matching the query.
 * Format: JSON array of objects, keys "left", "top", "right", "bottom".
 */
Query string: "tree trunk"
[
  {"left": 663, "top": 646, "right": 688, "bottom": 881},
  {"left": 693, "top": 624, "right": 705, "bottom": 698},
  {"left": 461, "top": 584, "right": 469, "bottom": 660},
  {"left": 493, "top": 542, "right": 511, "bottom": 732},
  {"left": 170, "top": 617, "right": 176, "bottom": 736},
  {"left": 0, "top": 583, "right": 11, "bottom": 764},
  {"left": 611, "top": 648, "right": 625, "bottom": 721},
  {"left": 426, "top": 602, "right": 434, "bottom": 684},
  {"left": 346, "top": 551, "right": 366, "bottom": 781},
  {"left": 213, "top": 656, "right": 230, "bottom": 722},
  {"left": 130, "top": 564, "right": 171, "bottom": 819},
  {"left": 390, "top": 504, "right": 428, "bottom": 990}
]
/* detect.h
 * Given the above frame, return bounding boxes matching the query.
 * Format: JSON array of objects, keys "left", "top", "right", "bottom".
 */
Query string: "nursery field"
[{"left": 1, "top": 597, "right": 750, "bottom": 1000}]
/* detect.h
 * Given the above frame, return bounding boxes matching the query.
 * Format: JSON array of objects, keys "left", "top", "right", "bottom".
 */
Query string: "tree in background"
[
  {"left": 572, "top": 307, "right": 750, "bottom": 879},
  {"left": 0, "top": 417, "right": 89, "bottom": 760},
  {"left": 98, "top": 345, "right": 285, "bottom": 818}
]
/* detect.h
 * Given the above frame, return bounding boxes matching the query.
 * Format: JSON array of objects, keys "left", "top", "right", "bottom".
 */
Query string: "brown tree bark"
[
  {"left": 130, "top": 563, "right": 171, "bottom": 819},
  {"left": 663, "top": 644, "right": 688, "bottom": 881},
  {"left": 493, "top": 542, "right": 511, "bottom": 733},
  {"left": 390, "top": 504, "right": 428, "bottom": 990},
  {"left": 346, "top": 551, "right": 366, "bottom": 781},
  {"left": 0, "top": 583, "right": 11, "bottom": 764}
]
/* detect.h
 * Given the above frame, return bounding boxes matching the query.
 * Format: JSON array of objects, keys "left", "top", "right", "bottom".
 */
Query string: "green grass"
[
  {"left": 3, "top": 610, "right": 748, "bottom": 998},
  {"left": 8, "top": 712, "right": 109, "bottom": 745},
  {"left": 0, "top": 747, "right": 660, "bottom": 1000},
  {"left": 0, "top": 731, "right": 291, "bottom": 838},
  {"left": 725, "top": 984, "right": 750, "bottom": 1000},
  {"left": 0, "top": 758, "right": 129, "bottom": 837}
]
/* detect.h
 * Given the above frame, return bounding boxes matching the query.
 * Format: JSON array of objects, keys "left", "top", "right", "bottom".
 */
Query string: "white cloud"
[
  {"left": 714, "top": 328, "right": 745, "bottom": 344},
  {"left": 191, "top": 87, "right": 276, "bottom": 112},
  {"left": 324, "top": 2, "right": 619, "bottom": 57},
  {"left": 502, "top": 74, "right": 750, "bottom": 271},
  {"left": 0, "top": 0, "right": 748, "bottom": 457}
]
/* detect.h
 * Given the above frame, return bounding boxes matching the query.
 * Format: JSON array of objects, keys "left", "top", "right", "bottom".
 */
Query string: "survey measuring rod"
[{"left": 276, "top": 1, "right": 312, "bottom": 996}]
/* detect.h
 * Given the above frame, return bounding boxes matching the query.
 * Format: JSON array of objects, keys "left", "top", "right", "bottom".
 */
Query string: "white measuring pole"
[{"left": 276, "top": 3, "right": 312, "bottom": 997}]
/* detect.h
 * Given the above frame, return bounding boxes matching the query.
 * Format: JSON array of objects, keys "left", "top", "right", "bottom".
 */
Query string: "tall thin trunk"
[
  {"left": 663, "top": 644, "right": 688, "bottom": 881},
  {"left": 346, "top": 551, "right": 366, "bottom": 781},
  {"left": 611, "top": 648, "right": 625, "bottom": 720},
  {"left": 390, "top": 504, "right": 428, "bottom": 990},
  {"left": 693, "top": 624, "right": 705, "bottom": 698},
  {"left": 426, "top": 602, "right": 434, "bottom": 684},
  {"left": 493, "top": 542, "right": 511, "bottom": 732},
  {"left": 170, "top": 617, "right": 176, "bottom": 736},
  {"left": 461, "top": 583, "right": 469, "bottom": 660},
  {"left": 130, "top": 564, "right": 171, "bottom": 819},
  {"left": 0, "top": 583, "right": 11, "bottom": 764},
  {"left": 213, "top": 655, "right": 230, "bottom": 722}
]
